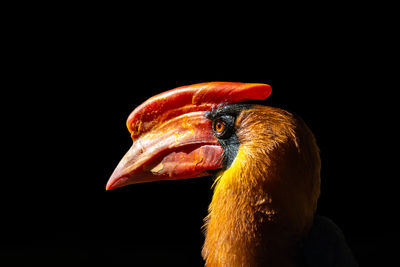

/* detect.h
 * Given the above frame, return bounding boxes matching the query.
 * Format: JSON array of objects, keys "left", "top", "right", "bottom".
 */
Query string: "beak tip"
[
  {"left": 105, "top": 175, "right": 129, "bottom": 191},
  {"left": 105, "top": 182, "right": 113, "bottom": 191}
]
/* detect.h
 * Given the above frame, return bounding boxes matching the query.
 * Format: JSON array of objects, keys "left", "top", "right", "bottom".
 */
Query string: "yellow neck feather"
[{"left": 201, "top": 106, "right": 321, "bottom": 267}]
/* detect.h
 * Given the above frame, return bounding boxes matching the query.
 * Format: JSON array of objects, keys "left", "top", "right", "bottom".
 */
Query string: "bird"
[{"left": 106, "top": 82, "right": 358, "bottom": 267}]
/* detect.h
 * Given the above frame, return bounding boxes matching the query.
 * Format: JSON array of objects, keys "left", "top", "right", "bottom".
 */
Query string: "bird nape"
[{"left": 106, "top": 82, "right": 358, "bottom": 267}]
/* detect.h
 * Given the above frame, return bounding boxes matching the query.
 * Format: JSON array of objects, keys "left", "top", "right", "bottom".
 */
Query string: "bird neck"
[
  {"left": 202, "top": 107, "right": 320, "bottom": 266},
  {"left": 202, "top": 149, "right": 300, "bottom": 267}
]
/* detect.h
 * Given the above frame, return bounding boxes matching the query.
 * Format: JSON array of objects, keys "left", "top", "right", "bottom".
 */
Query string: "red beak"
[{"left": 106, "top": 82, "right": 271, "bottom": 190}]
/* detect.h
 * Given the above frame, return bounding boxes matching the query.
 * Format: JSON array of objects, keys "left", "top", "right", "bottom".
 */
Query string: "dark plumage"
[{"left": 303, "top": 216, "right": 358, "bottom": 267}]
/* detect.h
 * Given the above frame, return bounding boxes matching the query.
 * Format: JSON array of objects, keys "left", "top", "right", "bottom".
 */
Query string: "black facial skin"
[{"left": 205, "top": 103, "right": 253, "bottom": 169}]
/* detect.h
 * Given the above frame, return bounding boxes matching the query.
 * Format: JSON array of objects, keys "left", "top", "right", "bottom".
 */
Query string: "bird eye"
[
  {"left": 212, "top": 116, "right": 234, "bottom": 139},
  {"left": 215, "top": 120, "right": 225, "bottom": 133}
]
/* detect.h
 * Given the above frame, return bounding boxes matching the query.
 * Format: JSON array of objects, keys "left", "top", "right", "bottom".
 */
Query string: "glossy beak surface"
[
  {"left": 106, "top": 111, "right": 223, "bottom": 190},
  {"left": 106, "top": 82, "right": 272, "bottom": 190}
]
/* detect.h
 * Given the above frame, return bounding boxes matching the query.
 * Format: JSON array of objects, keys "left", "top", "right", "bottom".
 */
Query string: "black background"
[{"left": 2, "top": 7, "right": 397, "bottom": 266}]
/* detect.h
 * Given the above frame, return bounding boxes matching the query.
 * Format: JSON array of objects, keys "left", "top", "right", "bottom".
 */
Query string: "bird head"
[{"left": 106, "top": 82, "right": 321, "bottom": 263}]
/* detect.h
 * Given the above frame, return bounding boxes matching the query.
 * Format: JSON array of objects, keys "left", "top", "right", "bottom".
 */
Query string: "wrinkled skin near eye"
[{"left": 205, "top": 103, "right": 252, "bottom": 168}]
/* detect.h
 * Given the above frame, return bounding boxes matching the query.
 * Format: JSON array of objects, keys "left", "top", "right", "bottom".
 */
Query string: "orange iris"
[{"left": 215, "top": 120, "right": 225, "bottom": 133}]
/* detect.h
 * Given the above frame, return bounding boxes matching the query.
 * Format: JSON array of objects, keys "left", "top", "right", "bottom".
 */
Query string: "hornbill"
[{"left": 106, "top": 82, "right": 357, "bottom": 267}]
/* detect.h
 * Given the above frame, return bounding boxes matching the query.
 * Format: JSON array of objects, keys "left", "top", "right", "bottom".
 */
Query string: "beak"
[
  {"left": 106, "top": 111, "right": 223, "bottom": 190},
  {"left": 106, "top": 82, "right": 271, "bottom": 190}
]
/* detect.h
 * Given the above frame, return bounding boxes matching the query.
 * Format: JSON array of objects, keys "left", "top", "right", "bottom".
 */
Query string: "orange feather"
[{"left": 202, "top": 105, "right": 321, "bottom": 267}]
